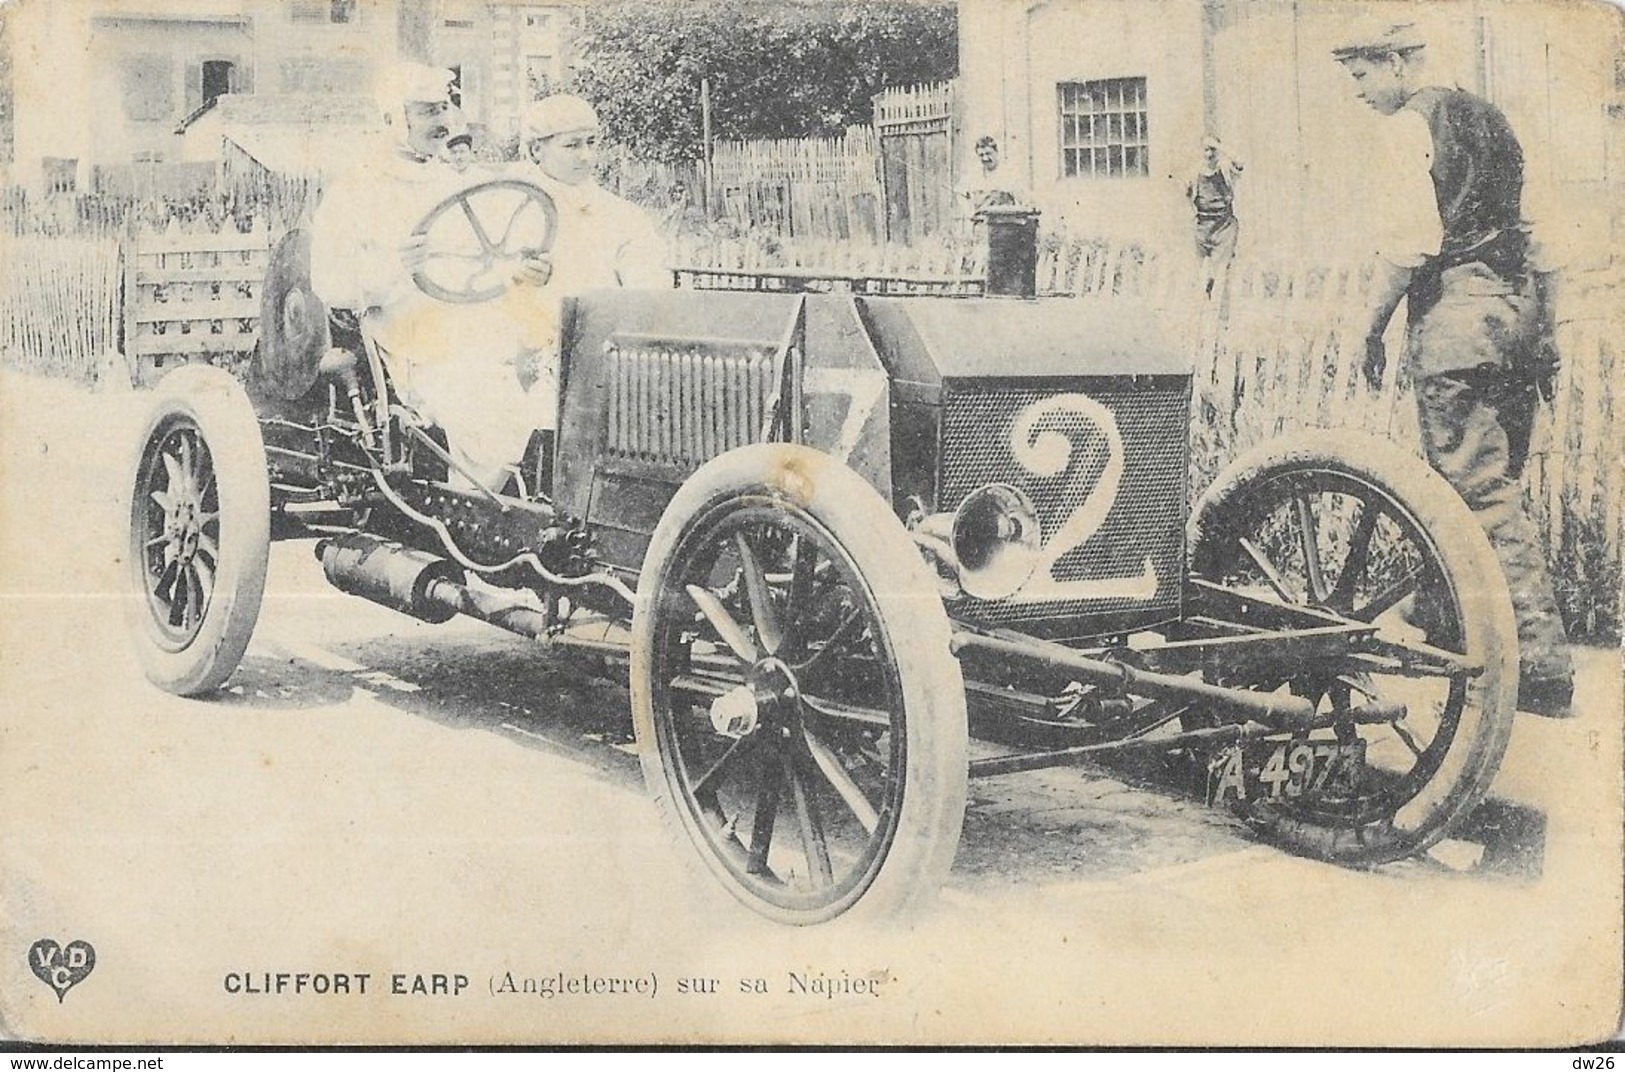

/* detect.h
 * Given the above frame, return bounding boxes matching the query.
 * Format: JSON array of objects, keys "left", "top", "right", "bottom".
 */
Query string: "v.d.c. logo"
[{"left": 28, "top": 939, "right": 95, "bottom": 1003}]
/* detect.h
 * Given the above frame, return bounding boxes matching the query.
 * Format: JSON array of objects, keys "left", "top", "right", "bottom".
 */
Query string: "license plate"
[{"left": 1205, "top": 737, "right": 1365, "bottom": 806}]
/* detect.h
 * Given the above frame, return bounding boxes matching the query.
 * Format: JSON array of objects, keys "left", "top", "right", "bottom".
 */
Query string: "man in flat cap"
[{"left": 1335, "top": 24, "right": 1573, "bottom": 715}]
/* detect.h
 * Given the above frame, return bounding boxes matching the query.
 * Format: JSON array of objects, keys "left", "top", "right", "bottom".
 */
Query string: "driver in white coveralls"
[
  {"left": 309, "top": 62, "right": 460, "bottom": 316},
  {"left": 311, "top": 80, "right": 667, "bottom": 492},
  {"left": 310, "top": 62, "right": 537, "bottom": 491}
]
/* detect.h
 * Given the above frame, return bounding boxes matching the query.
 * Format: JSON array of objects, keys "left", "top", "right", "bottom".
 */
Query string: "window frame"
[
  {"left": 1057, "top": 76, "right": 1150, "bottom": 180},
  {"left": 200, "top": 59, "right": 235, "bottom": 108},
  {"left": 42, "top": 157, "right": 78, "bottom": 195},
  {"left": 121, "top": 52, "right": 177, "bottom": 123},
  {"left": 289, "top": 0, "right": 358, "bottom": 26}
]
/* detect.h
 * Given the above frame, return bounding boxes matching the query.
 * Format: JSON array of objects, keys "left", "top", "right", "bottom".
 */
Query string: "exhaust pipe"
[
  {"left": 314, "top": 532, "right": 561, "bottom": 641},
  {"left": 316, "top": 533, "right": 465, "bottom": 624}
]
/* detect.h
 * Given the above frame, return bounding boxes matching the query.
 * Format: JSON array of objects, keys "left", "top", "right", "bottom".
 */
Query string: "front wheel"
[
  {"left": 127, "top": 365, "right": 270, "bottom": 695},
  {"left": 631, "top": 445, "right": 968, "bottom": 925},
  {"left": 1188, "top": 431, "right": 1517, "bottom": 866}
]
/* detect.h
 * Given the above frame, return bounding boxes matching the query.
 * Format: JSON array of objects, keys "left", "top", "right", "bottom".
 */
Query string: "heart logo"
[{"left": 28, "top": 939, "right": 96, "bottom": 1003}]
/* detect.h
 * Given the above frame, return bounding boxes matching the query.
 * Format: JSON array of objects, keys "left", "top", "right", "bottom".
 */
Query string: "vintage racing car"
[{"left": 127, "top": 179, "right": 1517, "bottom": 925}]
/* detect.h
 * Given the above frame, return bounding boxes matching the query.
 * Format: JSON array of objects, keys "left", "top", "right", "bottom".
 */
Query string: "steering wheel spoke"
[
  {"left": 497, "top": 201, "right": 543, "bottom": 251},
  {"left": 457, "top": 196, "right": 499, "bottom": 253}
]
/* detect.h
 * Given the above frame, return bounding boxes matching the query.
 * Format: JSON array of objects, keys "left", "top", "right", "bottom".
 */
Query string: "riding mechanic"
[{"left": 504, "top": 94, "right": 670, "bottom": 387}]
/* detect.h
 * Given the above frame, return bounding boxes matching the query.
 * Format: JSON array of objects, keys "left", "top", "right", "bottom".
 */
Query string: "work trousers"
[
  {"left": 1194, "top": 215, "right": 1238, "bottom": 262},
  {"left": 1413, "top": 370, "right": 1572, "bottom": 683}
]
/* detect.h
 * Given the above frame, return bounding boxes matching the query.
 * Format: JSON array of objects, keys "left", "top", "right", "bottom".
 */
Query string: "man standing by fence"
[
  {"left": 1186, "top": 136, "right": 1243, "bottom": 297},
  {"left": 1336, "top": 24, "right": 1573, "bottom": 716},
  {"left": 963, "top": 135, "right": 1023, "bottom": 214}
]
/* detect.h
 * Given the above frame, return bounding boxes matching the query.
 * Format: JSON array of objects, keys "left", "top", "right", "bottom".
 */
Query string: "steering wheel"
[{"left": 409, "top": 179, "right": 558, "bottom": 304}]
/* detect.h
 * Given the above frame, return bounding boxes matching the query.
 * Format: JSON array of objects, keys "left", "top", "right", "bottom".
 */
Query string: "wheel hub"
[
  {"left": 708, "top": 685, "right": 758, "bottom": 737},
  {"left": 164, "top": 490, "right": 202, "bottom": 566},
  {"left": 707, "top": 656, "right": 801, "bottom": 738}
]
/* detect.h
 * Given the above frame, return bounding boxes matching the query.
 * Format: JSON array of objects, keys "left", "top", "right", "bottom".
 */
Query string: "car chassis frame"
[{"left": 127, "top": 181, "right": 1519, "bottom": 926}]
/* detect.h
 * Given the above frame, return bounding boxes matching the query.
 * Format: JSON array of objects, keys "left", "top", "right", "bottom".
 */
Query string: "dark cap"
[{"left": 1331, "top": 22, "right": 1426, "bottom": 62}]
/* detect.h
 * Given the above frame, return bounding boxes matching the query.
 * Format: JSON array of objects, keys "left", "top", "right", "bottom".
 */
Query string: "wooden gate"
[
  {"left": 124, "top": 219, "right": 273, "bottom": 386},
  {"left": 874, "top": 83, "right": 955, "bottom": 245}
]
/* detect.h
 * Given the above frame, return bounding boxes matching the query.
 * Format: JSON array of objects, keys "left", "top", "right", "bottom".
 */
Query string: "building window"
[
  {"left": 523, "top": 11, "right": 551, "bottom": 30},
  {"left": 443, "top": 19, "right": 475, "bottom": 30},
  {"left": 290, "top": 0, "right": 356, "bottom": 25},
  {"left": 446, "top": 64, "right": 480, "bottom": 115},
  {"left": 201, "top": 60, "right": 235, "bottom": 107},
  {"left": 43, "top": 157, "right": 77, "bottom": 194},
  {"left": 1058, "top": 77, "right": 1148, "bottom": 178}
]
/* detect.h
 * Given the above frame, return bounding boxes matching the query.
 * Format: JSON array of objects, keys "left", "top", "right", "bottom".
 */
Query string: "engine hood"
[{"left": 857, "top": 295, "right": 1189, "bottom": 394}]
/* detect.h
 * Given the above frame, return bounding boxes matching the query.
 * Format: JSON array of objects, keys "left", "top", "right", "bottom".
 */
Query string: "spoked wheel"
[
  {"left": 632, "top": 445, "right": 967, "bottom": 925},
  {"left": 1188, "top": 432, "right": 1517, "bottom": 865},
  {"left": 128, "top": 365, "right": 270, "bottom": 695}
]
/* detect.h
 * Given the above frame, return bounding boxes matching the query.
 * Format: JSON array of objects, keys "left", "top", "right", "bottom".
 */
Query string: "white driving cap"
[
  {"left": 377, "top": 62, "right": 453, "bottom": 113},
  {"left": 523, "top": 94, "right": 600, "bottom": 140}
]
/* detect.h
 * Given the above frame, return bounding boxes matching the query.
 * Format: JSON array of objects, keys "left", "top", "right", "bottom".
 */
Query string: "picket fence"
[
  {"left": 708, "top": 128, "right": 887, "bottom": 243},
  {"left": 0, "top": 215, "right": 1615, "bottom": 636},
  {"left": 0, "top": 233, "right": 124, "bottom": 384},
  {"left": 1036, "top": 237, "right": 1622, "bottom": 638},
  {"left": 672, "top": 228, "right": 973, "bottom": 279}
]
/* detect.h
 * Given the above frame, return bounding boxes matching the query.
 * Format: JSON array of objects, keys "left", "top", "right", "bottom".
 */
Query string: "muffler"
[{"left": 316, "top": 533, "right": 465, "bottom": 624}]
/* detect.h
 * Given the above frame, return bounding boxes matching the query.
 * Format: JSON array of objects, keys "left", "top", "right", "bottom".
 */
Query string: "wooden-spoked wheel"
[
  {"left": 128, "top": 365, "right": 270, "bottom": 695},
  {"left": 1188, "top": 431, "right": 1517, "bottom": 865},
  {"left": 632, "top": 445, "right": 968, "bottom": 925}
]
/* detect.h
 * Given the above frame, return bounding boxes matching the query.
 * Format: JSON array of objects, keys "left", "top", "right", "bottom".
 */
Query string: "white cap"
[
  {"left": 376, "top": 62, "right": 453, "bottom": 123},
  {"left": 523, "top": 94, "right": 600, "bottom": 141}
]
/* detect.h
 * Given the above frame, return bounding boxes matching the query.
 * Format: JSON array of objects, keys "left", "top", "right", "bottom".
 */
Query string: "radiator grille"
[
  {"left": 602, "top": 338, "right": 778, "bottom": 469},
  {"left": 939, "top": 379, "right": 1189, "bottom": 624}
]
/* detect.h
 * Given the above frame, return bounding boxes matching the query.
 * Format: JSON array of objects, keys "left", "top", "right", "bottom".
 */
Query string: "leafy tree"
[{"left": 569, "top": 0, "right": 956, "bottom": 163}]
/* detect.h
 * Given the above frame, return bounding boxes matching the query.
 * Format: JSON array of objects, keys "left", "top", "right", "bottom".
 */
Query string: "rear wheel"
[
  {"left": 631, "top": 445, "right": 968, "bottom": 925},
  {"left": 1188, "top": 431, "right": 1517, "bottom": 865},
  {"left": 128, "top": 365, "right": 270, "bottom": 695}
]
